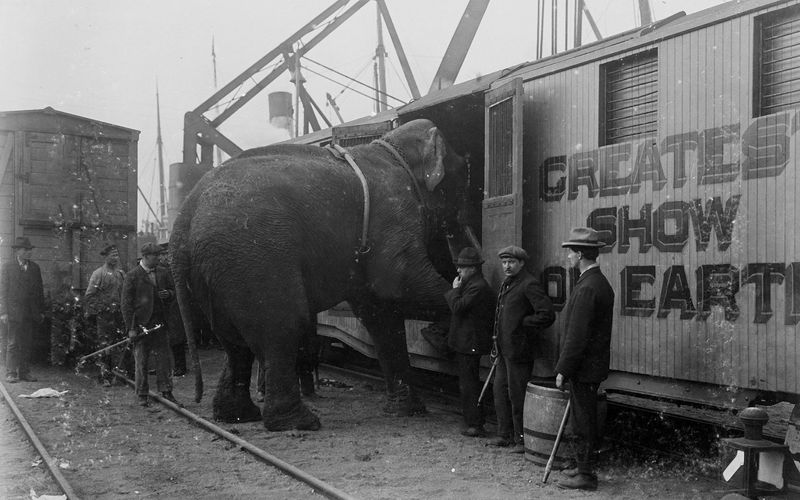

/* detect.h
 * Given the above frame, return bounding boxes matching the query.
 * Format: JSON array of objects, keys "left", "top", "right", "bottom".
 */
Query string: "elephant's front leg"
[
  {"left": 212, "top": 341, "right": 262, "bottom": 423},
  {"left": 352, "top": 299, "right": 427, "bottom": 416}
]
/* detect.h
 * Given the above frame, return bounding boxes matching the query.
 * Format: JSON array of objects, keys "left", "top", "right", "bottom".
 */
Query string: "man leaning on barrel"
[{"left": 555, "top": 227, "right": 614, "bottom": 491}]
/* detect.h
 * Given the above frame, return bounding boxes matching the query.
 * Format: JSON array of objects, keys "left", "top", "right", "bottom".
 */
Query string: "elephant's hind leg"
[
  {"left": 212, "top": 327, "right": 261, "bottom": 423},
  {"left": 260, "top": 326, "right": 321, "bottom": 431}
]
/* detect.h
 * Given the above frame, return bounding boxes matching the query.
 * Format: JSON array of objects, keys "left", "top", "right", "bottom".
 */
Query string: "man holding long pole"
[
  {"left": 555, "top": 228, "right": 614, "bottom": 491},
  {"left": 122, "top": 243, "right": 180, "bottom": 407}
]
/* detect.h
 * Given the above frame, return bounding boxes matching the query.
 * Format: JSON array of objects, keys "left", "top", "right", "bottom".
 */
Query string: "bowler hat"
[
  {"left": 11, "top": 237, "right": 34, "bottom": 249},
  {"left": 140, "top": 242, "right": 164, "bottom": 256},
  {"left": 561, "top": 227, "right": 606, "bottom": 248},
  {"left": 497, "top": 245, "right": 529, "bottom": 261},
  {"left": 100, "top": 244, "right": 118, "bottom": 256},
  {"left": 453, "top": 247, "right": 484, "bottom": 266}
]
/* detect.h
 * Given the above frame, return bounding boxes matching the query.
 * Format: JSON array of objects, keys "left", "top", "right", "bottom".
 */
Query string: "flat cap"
[
  {"left": 100, "top": 244, "right": 118, "bottom": 256},
  {"left": 497, "top": 245, "right": 529, "bottom": 261},
  {"left": 140, "top": 242, "right": 165, "bottom": 256}
]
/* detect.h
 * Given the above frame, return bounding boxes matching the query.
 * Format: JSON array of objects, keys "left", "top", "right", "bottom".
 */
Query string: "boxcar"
[
  {"left": 0, "top": 107, "right": 139, "bottom": 357},
  {"left": 300, "top": 0, "right": 800, "bottom": 411}
]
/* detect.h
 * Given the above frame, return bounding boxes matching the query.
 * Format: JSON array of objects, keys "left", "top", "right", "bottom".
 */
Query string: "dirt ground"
[{"left": 0, "top": 349, "right": 743, "bottom": 499}]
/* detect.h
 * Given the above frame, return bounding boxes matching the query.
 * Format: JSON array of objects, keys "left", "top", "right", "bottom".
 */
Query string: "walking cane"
[
  {"left": 478, "top": 341, "right": 500, "bottom": 404},
  {"left": 477, "top": 358, "right": 497, "bottom": 404},
  {"left": 542, "top": 399, "right": 571, "bottom": 484}
]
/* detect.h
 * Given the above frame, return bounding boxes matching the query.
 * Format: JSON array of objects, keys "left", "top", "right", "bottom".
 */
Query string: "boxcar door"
[{"left": 482, "top": 78, "right": 523, "bottom": 288}]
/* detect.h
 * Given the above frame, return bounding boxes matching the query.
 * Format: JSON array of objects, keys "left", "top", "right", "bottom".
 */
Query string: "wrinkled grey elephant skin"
[{"left": 170, "top": 119, "right": 468, "bottom": 431}]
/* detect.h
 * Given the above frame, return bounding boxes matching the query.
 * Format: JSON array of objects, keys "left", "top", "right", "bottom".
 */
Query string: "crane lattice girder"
[
  {"left": 183, "top": 0, "right": 487, "bottom": 167},
  {"left": 184, "top": 0, "right": 374, "bottom": 166}
]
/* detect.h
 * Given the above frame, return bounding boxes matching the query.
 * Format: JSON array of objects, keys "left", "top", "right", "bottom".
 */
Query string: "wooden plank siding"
[
  {"left": 515, "top": 2, "right": 800, "bottom": 397},
  {"left": 0, "top": 108, "right": 138, "bottom": 302}
]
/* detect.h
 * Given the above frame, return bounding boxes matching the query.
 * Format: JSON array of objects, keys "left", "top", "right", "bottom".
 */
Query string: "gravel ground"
[{"left": 0, "top": 350, "right": 736, "bottom": 499}]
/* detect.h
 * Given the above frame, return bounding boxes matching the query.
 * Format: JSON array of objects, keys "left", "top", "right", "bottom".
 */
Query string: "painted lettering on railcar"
[{"left": 534, "top": 110, "right": 799, "bottom": 325}]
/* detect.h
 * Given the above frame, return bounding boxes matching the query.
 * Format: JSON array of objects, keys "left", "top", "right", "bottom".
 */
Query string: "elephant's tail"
[{"left": 169, "top": 199, "right": 203, "bottom": 403}]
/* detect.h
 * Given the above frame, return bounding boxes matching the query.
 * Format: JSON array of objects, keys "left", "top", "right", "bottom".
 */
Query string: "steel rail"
[
  {"left": 112, "top": 371, "right": 359, "bottom": 500},
  {"left": 0, "top": 380, "right": 81, "bottom": 500}
]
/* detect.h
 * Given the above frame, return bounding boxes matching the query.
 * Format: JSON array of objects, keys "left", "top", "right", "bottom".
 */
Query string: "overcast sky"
[{"left": 0, "top": 0, "right": 726, "bottom": 227}]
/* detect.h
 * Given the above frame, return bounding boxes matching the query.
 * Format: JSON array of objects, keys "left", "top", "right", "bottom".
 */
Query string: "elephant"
[{"left": 170, "top": 119, "right": 473, "bottom": 430}]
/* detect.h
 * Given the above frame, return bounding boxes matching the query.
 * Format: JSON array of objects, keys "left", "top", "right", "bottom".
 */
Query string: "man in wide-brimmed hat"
[
  {"left": 443, "top": 247, "right": 496, "bottom": 438},
  {"left": 0, "top": 237, "right": 45, "bottom": 383},
  {"left": 487, "top": 244, "right": 555, "bottom": 453},
  {"left": 121, "top": 242, "right": 180, "bottom": 407},
  {"left": 555, "top": 227, "right": 615, "bottom": 491}
]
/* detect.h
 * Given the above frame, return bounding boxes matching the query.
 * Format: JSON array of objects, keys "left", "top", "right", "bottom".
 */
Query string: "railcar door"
[{"left": 482, "top": 78, "right": 524, "bottom": 287}]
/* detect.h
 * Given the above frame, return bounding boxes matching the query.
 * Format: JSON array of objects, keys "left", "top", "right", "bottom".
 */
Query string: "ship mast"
[
  {"left": 156, "top": 83, "right": 168, "bottom": 241},
  {"left": 212, "top": 36, "right": 222, "bottom": 165}
]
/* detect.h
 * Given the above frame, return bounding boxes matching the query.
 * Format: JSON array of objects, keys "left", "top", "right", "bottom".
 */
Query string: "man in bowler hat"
[
  {"left": 488, "top": 245, "right": 555, "bottom": 453},
  {"left": 444, "top": 247, "right": 496, "bottom": 437},
  {"left": 555, "top": 227, "right": 614, "bottom": 491},
  {"left": 122, "top": 243, "right": 180, "bottom": 407},
  {"left": 0, "top": 237, "right": 45, "bottom": 383}
]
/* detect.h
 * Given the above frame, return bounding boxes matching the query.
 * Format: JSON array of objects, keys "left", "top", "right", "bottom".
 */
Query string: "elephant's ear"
[{"left": 422, "top": 127, "right": 446, "bottom": 192}]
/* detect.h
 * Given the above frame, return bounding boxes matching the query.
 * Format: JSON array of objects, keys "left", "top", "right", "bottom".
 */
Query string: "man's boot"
[{"left": 557, "top": 473, "right": 598, "bottom": 491}]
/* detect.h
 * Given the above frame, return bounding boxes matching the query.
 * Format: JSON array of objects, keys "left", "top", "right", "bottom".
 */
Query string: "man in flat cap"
[
  {"left": 0, "top": 237, "right": 44, "bottom": 383},
  {"left": 555, "top": 227, "right": 614, "bottom": 491},
  {"left": 85, "top": 244, "right": 127, "bottom": 385},
  {"left": 122, "top": 242, "right": 180, "bottom": 407},
  {"left": 444, "top": 247, "right": 496, "bottom": 437},
  {"left": 488, "top": 245, "right": 555, "bottom": 453}
]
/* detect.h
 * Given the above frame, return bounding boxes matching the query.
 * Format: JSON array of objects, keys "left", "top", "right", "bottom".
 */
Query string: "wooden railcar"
[
  {"left": 302, "top": 0, "right": 800, "bottom": 410},
  {"left": 0, "top": 107, "right": 139, "bottom": 308}
]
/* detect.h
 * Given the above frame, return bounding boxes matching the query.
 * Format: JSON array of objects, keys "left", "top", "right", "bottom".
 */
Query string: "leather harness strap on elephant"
[
  {"left": 372, "top": 139, "right": 427, "bottom": 205},
  {"left": 329, "top": 144, "right": 371, "bottom": 258},
  {"left": 328, "top": 140, "right": 434, "bottom": 264},
  {"left": 372, "top": 138, "right": 443, "bottom": 251}
]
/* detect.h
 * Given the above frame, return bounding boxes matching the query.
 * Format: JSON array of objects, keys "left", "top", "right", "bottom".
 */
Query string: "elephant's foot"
[
  {"left": 213, "top": 383, "right": 262, "bottom": 423},
  {"left": 383, "top": 383, "right": 427, "bottom": 416},
  {"left": 262, "top": 400, "right": 321, "bottom": 431}
]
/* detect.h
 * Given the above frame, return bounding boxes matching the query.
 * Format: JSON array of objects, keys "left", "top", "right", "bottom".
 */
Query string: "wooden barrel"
[
  {"left": 523, "top": 382, "right": 572, "bottom": 466},
  {"left": 523, "top": 382, "right": 608, "bottom": 467}
]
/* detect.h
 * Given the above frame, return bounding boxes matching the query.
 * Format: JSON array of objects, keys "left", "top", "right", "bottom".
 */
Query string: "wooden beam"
[
  {"left": 211, "top": 0, "right": 369, "bottom": 128},
  {"left": 185, "top": 112, "right": 243, "bottom": 157},
  {"left": 193, "top": 0, "right": 352, "bottom": 116},
  {"left": 376, "top": 0, "right": 420, "bottom": 99},
  {"left": 0, "top": 132, "right": 14, "bottom": 187},
  {"left": 303, "top": 88, "right": 333, "bottom": 129},
  {"left": 582, "top": 2, "right": 603, "bottom": 40},
  {"left": 429, "top": 0, "right": 490, "bottom": 92}
]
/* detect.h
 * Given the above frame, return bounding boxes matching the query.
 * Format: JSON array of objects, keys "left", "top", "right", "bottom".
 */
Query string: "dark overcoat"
[
  {"left": 494, "top": 269, "right": 555, "bottom": 362},
  {"left": 444, "top": 272, "right": 495, "bottom": 355},
  {"left": 555, "top": 266, "right": 615, "bottom": 383},
  {"left": 121, "top": 264, "right": 175, "bottom": 331},
  {"left": 0, "top": 260, "right": 44, "bottom": 322}
]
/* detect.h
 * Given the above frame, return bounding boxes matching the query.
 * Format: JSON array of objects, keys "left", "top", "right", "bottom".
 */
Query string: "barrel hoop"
[
  {"left": 524, "top": 428, "right": 577, "bottom": 441},
  {"left": 524, "top": 447, "right": 553, "bottom": 461},
  {"left": 526, "top": 383, "right": 570, "bottom": 400}
]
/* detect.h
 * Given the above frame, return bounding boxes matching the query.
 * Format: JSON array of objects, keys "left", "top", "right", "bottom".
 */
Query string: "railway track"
[
  {"left": 1, "top": 355, "right": 731, "bottom": 499},
  {"left": 0, "top": 371, "right": 360, "bottom": 500}
]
